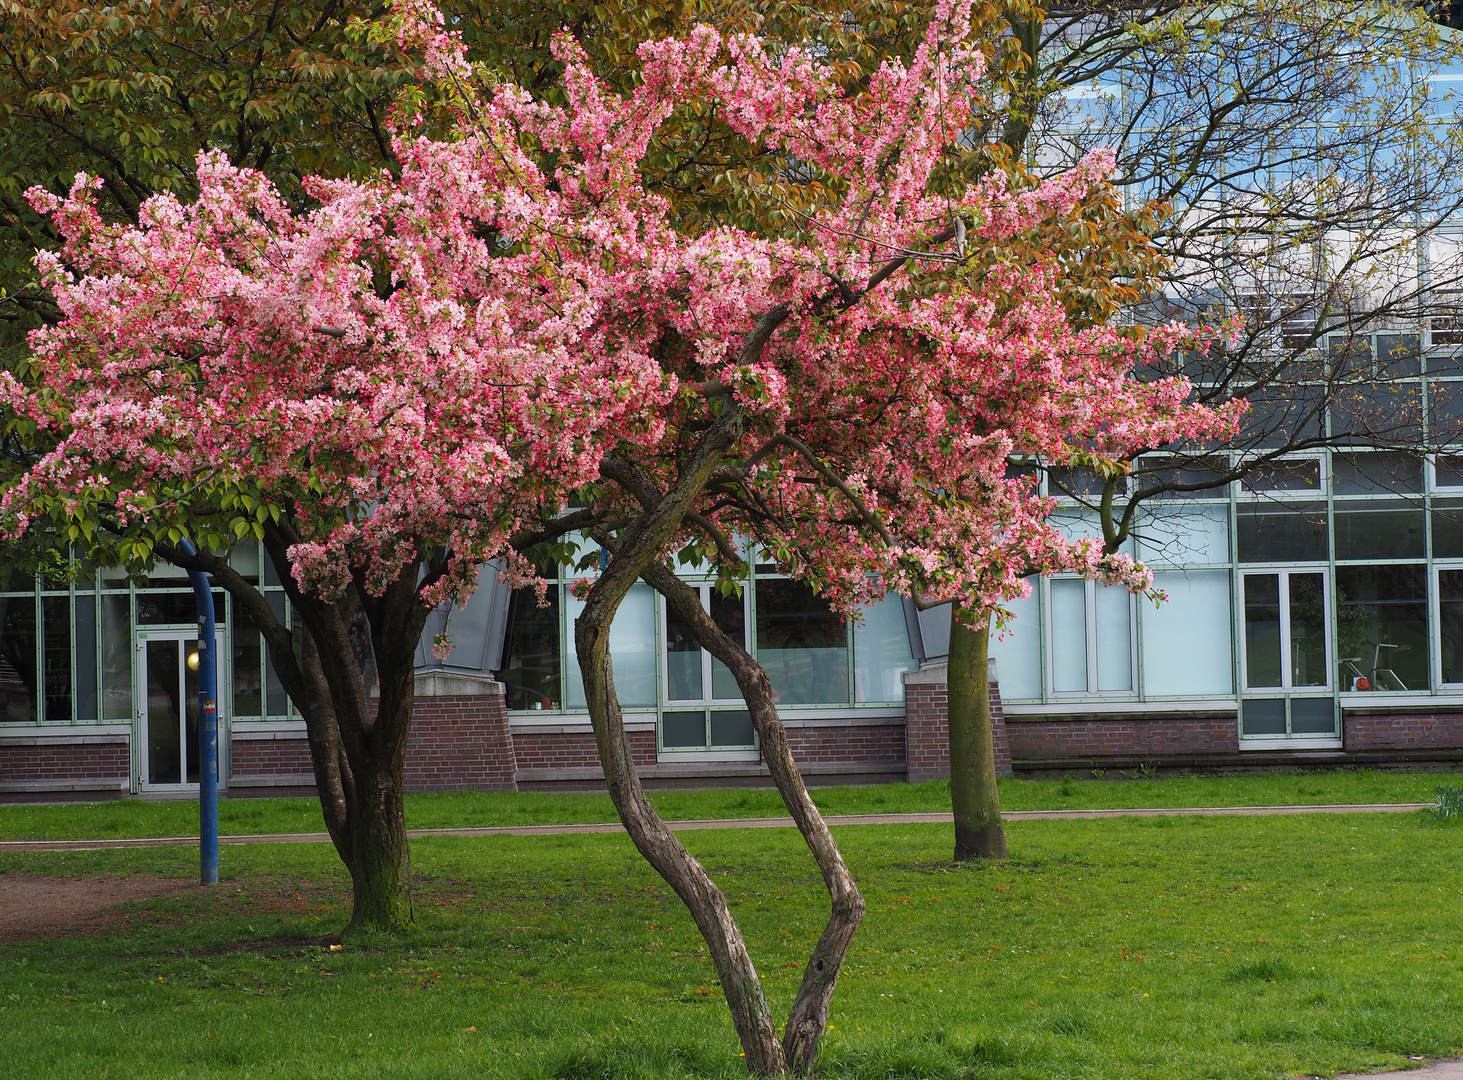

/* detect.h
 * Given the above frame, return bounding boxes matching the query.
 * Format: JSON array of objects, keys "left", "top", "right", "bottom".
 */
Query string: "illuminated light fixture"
[{"left": 187, "top": 651, "right": 200, "bottom": 671}]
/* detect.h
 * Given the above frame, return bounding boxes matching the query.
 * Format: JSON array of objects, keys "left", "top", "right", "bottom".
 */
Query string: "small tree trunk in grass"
[
  {"left": 340, "top": 748, "right": 414, "bottom": 934},
  {"left": 948, "top": 610, "right": 1007, "bottom": 861},
  {"left": 258, "top": 539, "right": 423, "bottom": 936},
  {"left": 643, "top": 562, "right": 864, "bottom": 1075},
  {"left": 162, "top": 533, "right": 432, "bottom": 936},
  {"left": 579, "top": 397, "right": 793, "bottom": 1074}
]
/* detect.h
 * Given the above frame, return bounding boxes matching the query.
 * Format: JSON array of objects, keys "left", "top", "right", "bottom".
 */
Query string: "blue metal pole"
[{"left": 178, "top": 538, "right": 219, "bottom": 885}]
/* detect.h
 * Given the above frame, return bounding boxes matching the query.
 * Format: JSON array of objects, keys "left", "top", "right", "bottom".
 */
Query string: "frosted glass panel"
[
  {"left": 917, "top": 602, "right": 951, "bottom": 659},
  {"left": 1094, "top": 586, "right": 1132, "bottom": 692},
  {"left": 1051, "top": 514, "right": 1132, "bottom": 555},
  {"left": 988, "top": 591, "right": 1040, "bottom": 700},
  {"left": 1050, "top": 579, "right": 1088, "bottom": 692},
  {"left": 566, "top": 583, "right": 658, "bottom": 709},
  {"left": 853, "top": 594, "right": 916, "bottom": 702},
  {"left": 1143, "top": 570, "right": 1234, "bottom": 696},
  {"left": 1138, "top": 506, "right": 1230, "bottom": 565}
]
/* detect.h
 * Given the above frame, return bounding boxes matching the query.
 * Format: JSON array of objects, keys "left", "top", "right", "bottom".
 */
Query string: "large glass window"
[
  {"left": 1048, "top": 579, "right": 1133, "bottom": 694},
  {"left": 1332, "top": 502, "right": 1425, "bottom": 560},
  {"left": 852, "top": 594, "right": 916, "bottom": 703},
  {"left": 567, "top": 581, "right": 658, "bottom": 710},
  {"left": 1335, "top": 565, "right": 1428, "bottom": 691},
  {"left": 1241, "top": 570, "right": 1329, "bottom": 689},
  {"left": 73, "top": 592, "right": 98, "bottom": 722},
  {"left": 100, "top": 592, "right": 132, "bottom": 721},
  {"left": 1237, "top": 503, "right": 1328, "bottom": 562},
  {"left": 1137, "top": 505, "right": 1230, "bottom": 565},
  {"left": 498, "top": 582, "right": 562, "bottom": 710},
  {"left": 988, "top": 591, "right": 1041, "bottom": 701},
  {"left": 1332, "top": 451, "right": 1423, "bottom": 494},
  {"left": 265, "top": 594, "right": 289, "bottom": 716},
  {"left": 655, "top": 583, "right": 746, "bottom": 706},
  {"left": 1437, "top": 568, "right": 1463, "bottom": 684},
  {"left": 1433, "top": 498, "right": 1463, "bottom": 558},
  {"left": 41, "top": 596, "right": 71, "bottom": 723},
  {"left": 1142, "top": 571, "right": 1233, "bottom": 696},
  {"left": 0, "top": 594, "right": 38, "bottom": 723},
  {"left": 231, "top": 605, "right": 265, "bottom": 718},
  {"left": 754, "top": 579, "right": 849, "bottom": 706}
]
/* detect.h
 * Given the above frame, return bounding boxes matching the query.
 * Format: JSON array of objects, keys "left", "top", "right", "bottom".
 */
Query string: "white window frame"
[
  {"left": 1235, "top": 451, "right": 1327, "bottom": 498},
  {"left": 1238, "top": 567, "right": 1332, "bottom": 693},
  {"left": 659, "top": 584, "right": 749, "bottom": 706},
  {"left": 1428, "top": 453, "right": 1463, "bottom": 492},
  {"left": 1432, "top": 562, "right": 1463, "bottom": 689},
  {"left": 1044, "top": 576, "right": 1137, "bottom": 696}
]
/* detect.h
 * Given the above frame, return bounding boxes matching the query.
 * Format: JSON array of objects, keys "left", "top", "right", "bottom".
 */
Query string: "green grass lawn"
[
  {"left": 1, "top": 811, "right": 1460, "bottom": 1079},
  {"left": 0, "top": 768, "right": 1454, "bottom": 842}
]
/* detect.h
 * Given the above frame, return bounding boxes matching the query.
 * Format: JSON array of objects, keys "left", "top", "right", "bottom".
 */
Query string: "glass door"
[
  {"left": 1240, "top": 570, "right": 1335, "bottom": 739},
  {"left": 1241, "top": 570, "right": 1330, "bottom": 691},
  {"left": 660, "top": 586, "right": 755, "bottom": 751},
  {"left": 136, "top": 627, "right": 222, "bottom": 790}
]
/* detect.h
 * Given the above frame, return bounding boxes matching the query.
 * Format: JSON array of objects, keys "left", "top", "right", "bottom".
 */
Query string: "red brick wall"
[
  {"left": 230, "top": 737, "right": 312, "bottom": 777},
  {"left": 904, "top": 672, "right": 1012, "bottom": 781},
  {"left": 0, "top": 739, "right": 129, "bottom": 781},
  {"left": 406, "top": 693, "right": 517, "bottom": 792},
  {"left": 1006, "top": 714, "right": 1238, "bottom": 760},
  {"left": 512, "top": 727, "right": 656, "bottom": 773},
  {"left": 785, "top": 722, "right": 905, "bottom": 767},
  {"left": 1344, "top": 711, "right": 1463, "bottom": 751},
  {"left": 230, "top": 690, "right": 519, "bottom": 793}
]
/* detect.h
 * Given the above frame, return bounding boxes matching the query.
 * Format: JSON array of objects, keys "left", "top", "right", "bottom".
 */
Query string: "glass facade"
[
  {"left": 985, "top": 443, "right": 1463, "bottom": 745},
  {"left": 0, "top": 543, "right": 296, "bottom": 739},
  {"left": 18, "top": 477, "right": 1463, "bottom": 760},
  {"left": 496, "top": 554, "right": 916, "bottom": 753}
]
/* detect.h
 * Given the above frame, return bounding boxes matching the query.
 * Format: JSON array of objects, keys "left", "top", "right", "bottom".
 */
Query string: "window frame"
[
  {"left": 1043, "top": 575, "right": 1138, "bottom": 697},
  {"left": 1238, "top": 567, "right": 1333, "bottom": 693},
  {"left": 659, "top": 582, "right": 750, "bottom": 708},
  {"left": 1235, "top": 451, "right": 1328, "bottom": 498},
  {"left": 1433, "top": 561, "right": 1463, "bottom": 689}
]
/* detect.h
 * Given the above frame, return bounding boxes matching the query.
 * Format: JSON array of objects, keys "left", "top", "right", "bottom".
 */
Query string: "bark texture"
[
  {"left": 643, "top": 561, "right": 864, "bottom": 1074},
  {"left": 577, "top": 400, "right": 789, "bottom": 1073},
  {"left": 948, "top": 611, "right": 1007, "bottom": 861},
  {"left": 159, "top": 525, "right": 434, "bottom": 934}
]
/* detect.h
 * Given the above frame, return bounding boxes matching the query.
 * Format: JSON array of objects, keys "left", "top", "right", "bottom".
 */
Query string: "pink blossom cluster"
[{"left": 4, "top": 0, "right": 1241, "bottom": 619}]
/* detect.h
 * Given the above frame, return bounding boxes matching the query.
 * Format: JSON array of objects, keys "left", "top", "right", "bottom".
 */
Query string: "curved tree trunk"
[
  {"left": 577, "top": 398, "right": 789, "bottom": 1073},
  {"left": 642, "top": 562, "right": 864, "bottom": 1074},
  {"left": 948, "top": 610, "right": 1007, "bottom": 861},
  {"left": 578, "top": 609, "right": 784, "bottom": 1072}
]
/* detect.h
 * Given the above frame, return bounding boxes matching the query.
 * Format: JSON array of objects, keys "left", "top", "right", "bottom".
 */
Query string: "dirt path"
[
  {"left": 0, "top": 873, "right": 196, "bottom": 942},
  {"left": 1339, "top": 1061, "right": 1463, "bottom": 1080},
  {"left": 0, "top": 801, "right": 1430, "bottom": 853}
]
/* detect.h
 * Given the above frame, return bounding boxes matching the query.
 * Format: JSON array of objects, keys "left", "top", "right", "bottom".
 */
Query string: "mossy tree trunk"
[
  {"left": 948, "top": 609, "right": 1007, "bottom": 861},
  {"left": 161, "top": 526, "right": 437, "bottom": 935}
]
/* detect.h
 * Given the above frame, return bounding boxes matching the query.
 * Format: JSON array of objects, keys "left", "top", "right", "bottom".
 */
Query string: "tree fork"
[
  {"left": 642, "top": 561, "right": 864, "bottom": 1075},
  {"left": 256, "top": 529, "right": 422, "bottom": 934},
  {"left": 577, "top": 396, "right": 794, "bottom": 1073},
  {"left": 948, "top": 612, "right": 1007, "bottom": 861}
]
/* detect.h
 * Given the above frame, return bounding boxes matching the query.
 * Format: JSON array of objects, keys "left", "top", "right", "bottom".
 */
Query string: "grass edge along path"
[
  {"left": 0, "top": 769, "right": 1458, "bottom": 842},
  {"left": 0, "top": 800, "right": 1433, "bottom": 852}
]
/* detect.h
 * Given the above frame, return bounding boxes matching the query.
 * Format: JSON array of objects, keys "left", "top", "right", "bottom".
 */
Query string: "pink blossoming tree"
[
  {"left": 365, "top": 2, "right": 1240, "bottom": 1072},
  {"left": 2, "top": 0, "right": 1240, "bottom": 1066},
  {"left": 3, "top": 101, "right": 670, "bottom": 936}
]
